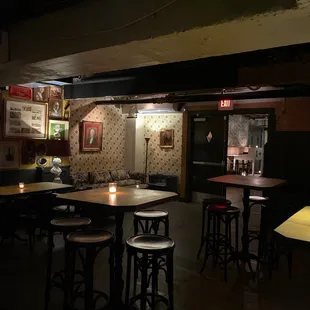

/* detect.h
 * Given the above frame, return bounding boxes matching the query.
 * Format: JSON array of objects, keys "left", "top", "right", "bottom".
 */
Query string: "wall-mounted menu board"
[{"left": 4, "top": 100, "right": 47, "bottom": 139}]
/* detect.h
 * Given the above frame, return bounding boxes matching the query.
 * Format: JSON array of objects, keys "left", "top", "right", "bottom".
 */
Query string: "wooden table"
[
  {"left": 57, "top": 187, "right": 178, "bottom": 308},
  {"left": 208, "top": 175, "right": 287, "bottom": 261},
  {"left": 0, "top": 182, "right": 72, "bottom": 198},
  {"left": 275, "top": 206, "right": 310, "bottom": 242}
]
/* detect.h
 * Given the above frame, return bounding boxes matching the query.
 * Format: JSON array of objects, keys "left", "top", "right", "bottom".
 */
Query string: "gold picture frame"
[{"left": 159, "top": 129, "right": 174, "bottom": 149}]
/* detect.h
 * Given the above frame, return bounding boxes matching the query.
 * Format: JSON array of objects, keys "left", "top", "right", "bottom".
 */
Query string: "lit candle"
[
  {"left": 136, "top": 184, "right": 140, "bottom": 189},
  {"left": 109, "top": 182, "right": 117, "bottom": 193},
  {"left": 241, "top": 171, "right": 247, "bottom": 176},
  {"left": 19, "top": 182, "right": 25, "bottom": 189}
]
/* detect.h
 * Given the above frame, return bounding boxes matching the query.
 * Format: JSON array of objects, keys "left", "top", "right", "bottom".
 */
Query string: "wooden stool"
[
  {"left": 247, "top": 196, "right": 272, "bottom": 275},
  {"left": 200, "top": 205, "right": 240, "bottom": 282},
  {"left": 125, "top": 234, "right": 175, "bottom": 310},
  {"left": 134, "top": 210, "right": 169, "bottom": 236},
  {"left": 197, "top": 198, "right": 231, "bottom": 259},
  {"left": 44, "top": 217, "right": 91, "bottom": 310},
  {"left": 66, "top": 230, "right": 114, "bottom": 310}
]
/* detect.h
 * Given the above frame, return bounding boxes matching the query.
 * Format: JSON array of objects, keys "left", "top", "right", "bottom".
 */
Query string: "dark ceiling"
[{"left": 0, "top": 0, "right": 87, "bottom": 28}]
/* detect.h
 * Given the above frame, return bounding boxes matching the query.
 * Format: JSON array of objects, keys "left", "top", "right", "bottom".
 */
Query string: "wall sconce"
[
  {"left": 19, "top": 182, "right": 25, "bottom": 189},
  {"left": 109, "top": 182, "right": 117, "bottom": 193}
]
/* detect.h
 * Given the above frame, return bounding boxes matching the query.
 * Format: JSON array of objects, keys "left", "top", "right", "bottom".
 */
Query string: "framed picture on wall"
[
  {"left": 4, "top": 100, "right": 47, "bottom": 139},
  {"left": 0, "top": 141, "right": 20, "bottom": 170},
  {"left": 48, "top": 99, "right": 63, "bottom": 119},
  {"left": 80, "top": 121, "right": 103, "bottom": 152},
  {"left": 33, "top": 86, "right": 49, "bottom": 102},
  {"left": 49, "top": 86, "right": 62, "bottom": 100},
  {"left": 9, "top": 86, "right": 32, "bottom": 100},
  {"left": 48, "top": 120, "right": 69, "bottom": 140},
  {"left": 159, "top": 129, "right": 174, "bottom": 149}
]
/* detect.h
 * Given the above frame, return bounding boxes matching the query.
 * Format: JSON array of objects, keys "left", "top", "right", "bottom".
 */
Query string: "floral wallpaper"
[
  {"left": 69, "top": 100, "right": 126, "bottom": 173},
  {"left": 143, "top": 114, "right": 183, "bottom": 183}
]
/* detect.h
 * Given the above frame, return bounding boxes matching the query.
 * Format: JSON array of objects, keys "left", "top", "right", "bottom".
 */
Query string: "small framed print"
[
  {"left": 49, "top": 86, "right": 62, "bottom": 100},
  {"left": 33, "top": 86, "right": 49, "bottom": 102},
  {"left": 0, "top": 141, "right": 20, "bottom": 170},
  {"left": 80, "top": 121, "right": 103, "bottom": 152},
  {"left": 159, "top": 129, "right": 174, "bottom": 149},
  {"left": 48, "top": 120, "right": 69, "bottom": 140},
  {"left": 48, "top": 99, "right": 63, "bottom": 119}
]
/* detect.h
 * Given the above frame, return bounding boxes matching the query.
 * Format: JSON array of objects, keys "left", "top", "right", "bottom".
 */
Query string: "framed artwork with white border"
[
  {"left": 4, "top": 100, "right": 47, "bottom": 139},
  {"left": 48, "top": 120, "right": 69, "bottom": 140}
]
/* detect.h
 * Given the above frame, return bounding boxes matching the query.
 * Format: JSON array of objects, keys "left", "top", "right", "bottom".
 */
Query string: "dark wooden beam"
[{"left": 64, "top": 43, "right": 310, "bottom": 100}]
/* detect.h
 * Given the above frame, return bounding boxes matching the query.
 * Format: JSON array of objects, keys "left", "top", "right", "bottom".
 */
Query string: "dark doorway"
[
  {"left": 190, "top": 114, "right": 228, "bottom": 197},
  {"left": 186, "top": 107, "right": 276, "bottom": 201}
]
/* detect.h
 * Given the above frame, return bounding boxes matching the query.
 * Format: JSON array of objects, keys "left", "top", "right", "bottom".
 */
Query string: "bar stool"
[
  {"left": 197, "top": 198, "right": 231, "bottom": 259},
  {"left": 125, "top": 234, "right": 175, "bottom": 310},
  {"left": 66, "top": 230, "right": 114, "bottom": 310},
  {"left": 44, "top": 217, "right": 91, "bottom": 310},
  {"left": 134, "top": 210, "right": 169, "bottom": 236},
  {"left": 247, "top": 196, "right": 271, "bottom": 274},
  {"left": 200, "top": 205, "right": 240, "bottom": 282}
]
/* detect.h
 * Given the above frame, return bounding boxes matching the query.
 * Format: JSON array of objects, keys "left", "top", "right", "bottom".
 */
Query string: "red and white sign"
[
  {"left": 218, "top": 99, "right": 233, "bottom": 110},
  {"left": 9, "top": 86, "right": 32, "bottom": 100}
]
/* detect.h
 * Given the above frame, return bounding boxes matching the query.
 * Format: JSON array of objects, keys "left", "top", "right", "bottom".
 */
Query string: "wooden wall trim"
[{"left": 180, "top": 111, "right": 188, "bottom": 199}]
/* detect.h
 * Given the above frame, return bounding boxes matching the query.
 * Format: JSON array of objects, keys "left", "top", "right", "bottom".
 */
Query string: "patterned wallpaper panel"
[
  {"left": 143, "top": 114, "right": 183, "bottom": 183},
  {"left": 69, "top": 100, "right": 126, "bottom": 174},
  {"left": 228, "top": 115, "right": 249, "bottom": 147}
]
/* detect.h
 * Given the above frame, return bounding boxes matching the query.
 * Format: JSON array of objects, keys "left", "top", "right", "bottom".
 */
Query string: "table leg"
[
  {"left": 114, "top": 212, "right": 125, "bottom": 309},
  {"left": 242, "top": 188, "right": 250, "bottom": 255}
]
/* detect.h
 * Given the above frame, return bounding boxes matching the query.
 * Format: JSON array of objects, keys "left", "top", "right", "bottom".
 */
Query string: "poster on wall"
[
  {"left": 0, "top": 141, "right": 20, "bottom": 170},
  {"left": 80, "top": 121, "right": 103, "bottom": 152},
  {"left": 4, "top": 100, "right": 47, "bottom": 139}
]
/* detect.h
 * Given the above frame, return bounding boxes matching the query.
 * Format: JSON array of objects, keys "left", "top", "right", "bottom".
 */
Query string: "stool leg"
[
  {"left": 152, "top": 220, "right": 159, "bottom": 234},
  {"left": 212, "top": 213, "right": 217, "bottom": 268},
  {"left": 44, "top": 230, "right": 53, "bottom": 310},
  {"left": 109, "top": 244, "right": 115, "bottom": 303},
  {"left": 145, "top": 220, "right": 149, "bottom": 233},
  {"left": 167, "top": 252, "right": 174, "bottom": 310},
  {"left": 224, "top": 215, "right": 229, "bottom": 282},
  {"left": 215, "top": 216, "right": 221, "bottom": 267},
  {"left": 125, "top": 250, "right": 132, "bottom": 306},
  {"left": 63, "top": 239, "right": 70, "bottom": 310},
  {"left": 133, "top": 253, "right": 139, "bottom": 295},
  {"left": 200, "top": 211, "right": 211, "bottom": 273},
  {"left": 69, "top": 248, "right": 76, "bottom": 308},
  {"left": 235, "top": 216, "right": 240, "bottom": 269},
  {"left": 151, "top": 255, "right": 158, "bottom": 310},
  {"left": 134, "top": 218, "right": 139, "bottom": 235},
  {"left": 165, "top": 217, "right": 170, "bottom": 237},
  {"left": 197, "top": 205, "right": 206, "bottom": 259},
  {"left": 84, "top": 248, "right": 95, "bottom": 310},
  {"left": 140, "top": 253, "right": 148, "bottom": 310}
]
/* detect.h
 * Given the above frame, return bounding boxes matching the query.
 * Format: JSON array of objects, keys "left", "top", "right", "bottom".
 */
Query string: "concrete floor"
[{"left": 0, "top": 188, "right": 310, "bottom": 310}]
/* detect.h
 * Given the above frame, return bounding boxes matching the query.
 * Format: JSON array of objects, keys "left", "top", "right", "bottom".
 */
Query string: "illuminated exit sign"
[{"left": 218, "top": 99, "right": 234, "bottom": 110}]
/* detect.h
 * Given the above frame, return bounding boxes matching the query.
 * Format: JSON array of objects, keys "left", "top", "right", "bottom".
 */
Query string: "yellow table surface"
[{"left": 275, "top": 206, "right": 310, "bottom": 242}]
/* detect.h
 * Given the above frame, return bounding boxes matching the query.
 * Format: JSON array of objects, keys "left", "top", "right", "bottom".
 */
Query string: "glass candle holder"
[
  {"left": 19, "top": 182, "right": 25, "bottom": 189},
  {"left": 109, "top": 182, "right": 117, "bottom": 193}
]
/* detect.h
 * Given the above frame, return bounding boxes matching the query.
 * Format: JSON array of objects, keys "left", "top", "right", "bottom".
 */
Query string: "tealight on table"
[
  {"left": 56, "top": 187, "right": 178, "bottom": 309},
  {"left": 0, "top": 182, "right": 72, "bottom": 199}
]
